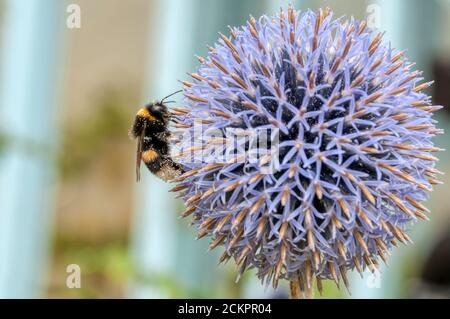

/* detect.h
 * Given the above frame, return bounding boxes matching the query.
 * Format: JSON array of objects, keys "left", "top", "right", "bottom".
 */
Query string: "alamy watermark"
[
  {"left": 366, "top": 3, "right": 381, "bottom": 29},
  {"left": 66, "top": 4, "right": 81, "bottom": 29},
  {"left": 66, "top": 264, "right": 81, "bottom": 289},
  {"left": 173, "top": 123, "right": 280, "bottom": 174},
  {"left": 366, "top": 269, "right": 381, "bottom": 289}
]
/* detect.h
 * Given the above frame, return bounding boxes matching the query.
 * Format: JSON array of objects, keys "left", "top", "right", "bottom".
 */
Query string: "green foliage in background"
[
  {"left": 51, "top": 235, "right": 132, "bottom": 298},
  {"left": 0, "top": 133, "right": 6, "bottom": 155},
  {"left": 59, "top": 90, "right": 134, "bottom": 180}
]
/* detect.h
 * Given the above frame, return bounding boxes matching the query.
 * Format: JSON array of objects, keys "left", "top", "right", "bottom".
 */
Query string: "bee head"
[{"left": 147, "top": 102, "right": 170, "bottom": 123}]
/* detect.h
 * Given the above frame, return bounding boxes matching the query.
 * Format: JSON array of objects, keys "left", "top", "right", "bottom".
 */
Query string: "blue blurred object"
[{"left": 0, "top": 0, "right": 64, "bottom": 298}]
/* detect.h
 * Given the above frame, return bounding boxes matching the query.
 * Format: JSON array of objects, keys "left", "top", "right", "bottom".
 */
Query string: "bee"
[{"left": 130, "top": 90, "right": 184, "bottom": 182}]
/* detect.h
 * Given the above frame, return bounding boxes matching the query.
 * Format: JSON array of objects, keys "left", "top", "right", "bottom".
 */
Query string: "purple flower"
[{"left": 171, "top": 7, "right": 443, "bottom": 292}]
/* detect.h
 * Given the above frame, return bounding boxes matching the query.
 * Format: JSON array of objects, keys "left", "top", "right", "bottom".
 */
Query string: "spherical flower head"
[{"left": 172, "top": 7, "right": 443, "bottom": 292}]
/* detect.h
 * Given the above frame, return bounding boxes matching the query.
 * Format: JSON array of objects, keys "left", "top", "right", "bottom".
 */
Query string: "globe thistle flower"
[{"left": 171, "top": 7, "right": 443, "bottom": 295}]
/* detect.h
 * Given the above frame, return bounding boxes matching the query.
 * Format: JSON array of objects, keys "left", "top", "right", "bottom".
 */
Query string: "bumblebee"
[{"left": 130, "top": 91, "right": 184, "bottom": 182}]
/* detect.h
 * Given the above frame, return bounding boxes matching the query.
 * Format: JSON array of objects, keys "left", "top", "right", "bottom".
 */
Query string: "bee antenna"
[
  {"left": 164, "top": 100, "right": 176, "bottom": 104},
  {"left": 161, "top": 90, "right": 183, "bottom": 104}
]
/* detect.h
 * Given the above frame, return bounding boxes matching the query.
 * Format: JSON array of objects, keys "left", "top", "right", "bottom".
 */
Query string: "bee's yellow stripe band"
[{"left": 142, "top": 149, "right": 159, "bottom": 163}]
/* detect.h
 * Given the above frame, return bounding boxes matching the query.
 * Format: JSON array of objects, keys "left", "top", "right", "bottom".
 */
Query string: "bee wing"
[{"left": 136, "top": 122, "right": 146, "bottom": 182}]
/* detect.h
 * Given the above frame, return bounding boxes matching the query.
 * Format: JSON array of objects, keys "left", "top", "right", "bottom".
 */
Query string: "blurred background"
[{"left": 0, "top": 0, "right": 449, "bottom": 299}]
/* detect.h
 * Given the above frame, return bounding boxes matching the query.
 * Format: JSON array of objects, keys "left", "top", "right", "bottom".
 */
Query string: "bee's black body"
[{"left": 130, "top": 94, "right": 184, "bottom": 182}]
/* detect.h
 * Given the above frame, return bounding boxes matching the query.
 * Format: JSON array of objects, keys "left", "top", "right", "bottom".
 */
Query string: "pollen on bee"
[
  {"left": 142, "top": 149, "right": 159, "bottom": 163},
  {"left": 136, "top": 108, "right": 157, "bottom": 121}
]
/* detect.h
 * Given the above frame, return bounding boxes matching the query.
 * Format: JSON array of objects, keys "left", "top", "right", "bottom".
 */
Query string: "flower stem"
[
  {"left": 289, "top": 280, "right": 301, "bottom": 299},
  {"left": 289, "top": 279, "right": 314, "bottom": 299}
]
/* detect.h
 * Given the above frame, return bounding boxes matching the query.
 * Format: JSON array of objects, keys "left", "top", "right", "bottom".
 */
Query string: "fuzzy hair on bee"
[{"left": 129, "top": 90, "right": 184, "bottom": 182}]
